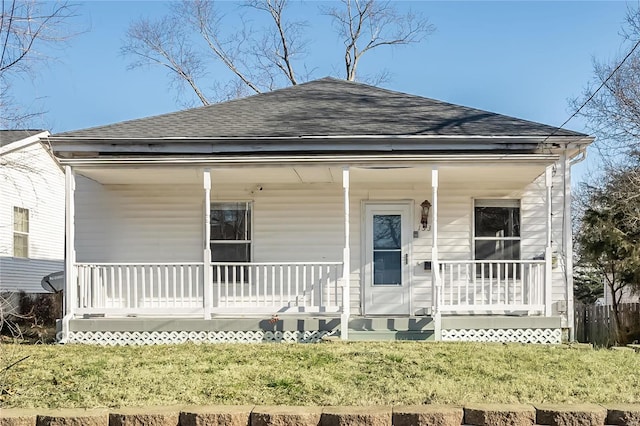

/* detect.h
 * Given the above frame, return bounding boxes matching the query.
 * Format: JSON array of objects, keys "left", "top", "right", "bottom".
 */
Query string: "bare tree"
[
  {"left": 122, "top": 0, "right": 433, "bottom": 104},
  {"left": 122, "top": 14, "right": 211, "bottom": 105},
  {"left": 0, "top": 0, "right": 79, "bottom": 128},
  {"left": 572, "top": 6, "right": 640, "bottom": 158},
  {"left": 323, "top": 0, "right": 434, "bottom": 83}
]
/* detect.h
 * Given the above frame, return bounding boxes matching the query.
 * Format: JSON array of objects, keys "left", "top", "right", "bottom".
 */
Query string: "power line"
[{"left": 541, "top": 36, "right": 640, "bottom": 143}]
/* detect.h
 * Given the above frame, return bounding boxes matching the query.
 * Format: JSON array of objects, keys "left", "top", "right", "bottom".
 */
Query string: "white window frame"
[
  {"left": 209, "top": 201, "right": 253, "bottom": 263},
  {"left": 13, "top": 206, "right": 29, "bottom": 258},
  {"left": 473, "top": 199, "right": 521, "bottom": 261}
]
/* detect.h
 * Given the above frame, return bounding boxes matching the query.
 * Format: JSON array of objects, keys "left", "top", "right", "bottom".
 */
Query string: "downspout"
[
  {"left": 564, "top": 147, "right": 587, "bottom": 342},
  {"left": 341, "top": 167, "right": 351, "bottom": 340},
  {"left": 570, "top": 148, "right": 587, "bottom": 167},
  {"left": 431, "top": 168, "right": 441, "bottom": 340}
]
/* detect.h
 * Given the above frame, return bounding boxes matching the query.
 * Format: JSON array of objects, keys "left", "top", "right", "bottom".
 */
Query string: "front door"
[{"left": 364, "top": 203, "right": 411, "bottom": 315}]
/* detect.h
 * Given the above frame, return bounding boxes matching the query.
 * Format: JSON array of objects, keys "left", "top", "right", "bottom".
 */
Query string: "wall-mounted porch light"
[{"left": 420, "top": 200, "right": 432, "bottom": 231}]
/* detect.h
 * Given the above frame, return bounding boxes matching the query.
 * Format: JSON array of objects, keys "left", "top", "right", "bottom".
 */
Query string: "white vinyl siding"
[
  {"left": 74, "top": 178, "right": 202, "bottom": 263},
  {"left": 0, "top": 141, "right": 64, "bottom": 293}
]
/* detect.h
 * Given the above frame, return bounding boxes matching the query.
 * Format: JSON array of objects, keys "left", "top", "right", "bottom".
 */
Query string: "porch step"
[
  {"left": 346, "top": 316, "right": 435, "bottom": 341},
  {"left": 347, "top": 330, "right": 435, "bottom": 341}
]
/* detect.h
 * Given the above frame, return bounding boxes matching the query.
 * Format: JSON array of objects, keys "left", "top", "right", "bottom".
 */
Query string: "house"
[
  {"left": 44, "top": 78, "right": 593, "bottom": 345},
  {"left": 0, "top": 130, "right": 65, "bottom": 306}
]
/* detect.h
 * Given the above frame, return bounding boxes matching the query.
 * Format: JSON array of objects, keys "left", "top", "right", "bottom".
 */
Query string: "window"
[
  {"left": 210, "top": 202, "right": 251, "bottom": 263},
  {"left": 474, "top": 200, "right": 520, "bottom": 276},
  {"left": 13, "top": 207, "right": 29, "bottom": 258}
]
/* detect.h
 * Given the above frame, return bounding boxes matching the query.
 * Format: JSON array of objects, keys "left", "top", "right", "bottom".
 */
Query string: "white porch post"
[
  {"left": 544, "top": 166, "right": 553, "bottom": 317},
  {"left": 341, "top": 167, "right": 351, "bottom": 340},
  {"left": 431, "top": 167, "right": 441, "bottom": 340},
  {"left": 61, "top": 165, "right": 76, "bottom": 342},
  {"left": 203, "top": 169, "right": 212, "bottom": 319},
  {"left": 562, "top": 152, "right": 575, "bottom": 339}
]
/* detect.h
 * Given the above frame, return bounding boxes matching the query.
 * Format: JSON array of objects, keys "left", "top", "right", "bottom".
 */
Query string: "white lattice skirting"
[
  {"left": 441, "top": 328, "right": 562, "bottom": 344},
  {"left": 65, "top": 330, "right": 336, "bottom": 346}
]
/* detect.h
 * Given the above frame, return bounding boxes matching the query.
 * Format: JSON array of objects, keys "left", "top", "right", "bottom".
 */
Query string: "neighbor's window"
[
  {"left": 474, "top": 200, "right": 520, "bottom": 276},
  {"left": 210, "top": 202, "right": 252, "bottom": 263},
  {"left": 13, "top": 207, "right": 29, "bottom": 258}
]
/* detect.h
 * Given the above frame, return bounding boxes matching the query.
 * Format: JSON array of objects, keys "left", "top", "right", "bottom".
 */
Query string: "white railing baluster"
[
  {"left": 214, "top": 265, "right": 220, "bottom": 307},
  {"left": 125, "top": 266, "right": 131, "bottom": 309},
  {"left": 185, "top": 265, "right": 191, "bottom": 306},
  {"left": 139, "top": 266, "right": 145, "bottom": 309},
  {"left": 117, "top": 266, "right": 123, "bottom": 308},
  {"left": 279, "top": 265, "right": 284, "bottom": 305},
  {"left": 303, "top": 265, "right": 308, "bottom": 307},
  {"left": 172, "top": 266, "right": 177, "bottom": 307},
  {"left": 454, "top": 264, "right": 460, "bottom": 305},
  {"left": 325, "top": 265, "right": 330, "bottom": 307},
  {"left": 256, "top": 266, "right": 261, "bottom": 305},
  {"left": 520, "top": 263, "right": 525, "bottom": 304},
  {"left": 224, "top": 265, "right": 229, "bottom": 307},
  {"left": 232, "top": 265, "right": 237, "bottom": 304},
  {"left": 488, "top": 262, "right": 493, "bottom": 305},
  {"left": 310, "top": 265, "right": 315, "bottom": 307},
  {"left": 240, "top": 265, "right": 245, "bottom": 302},
  {"left": 271, "top": 265, "right": 276, "bottom": 306},
  {"left": 287, "top": 265, "right": 292, "bottom": 305},
  {"left": 248, "top": 265, "right": 253, "bottom": 303},
  {"left": 295, "top": 265, "right": 300, "bottom": 304},
  {"left": 497, "top": 263, "right": 501, "bottom": 305},
  {"left": 150, "top": 266, "right": 156, "bottom": 308},
  {"left": 263, "top": 265, "right": 269, "bottom": 305},
  {"left": 131, "top": 265, "right": 138, "bottom": 307},
  {"left": 195, "top": 265, "right": 201, "bottom": 301}
]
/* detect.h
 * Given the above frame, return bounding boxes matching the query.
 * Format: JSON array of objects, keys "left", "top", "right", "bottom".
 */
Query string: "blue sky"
[{"left": 15, "top": 1, "right": 636, "bottom": 182}]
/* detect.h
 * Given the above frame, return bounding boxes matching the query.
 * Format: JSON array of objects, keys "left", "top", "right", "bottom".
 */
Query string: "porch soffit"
[{"left": 75, "top": 164, "right": 547, "bottom": 187}]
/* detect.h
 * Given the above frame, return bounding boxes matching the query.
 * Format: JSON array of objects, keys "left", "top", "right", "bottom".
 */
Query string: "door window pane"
[
  {"left": 373, "top": 251, "right": 401, "bottom": 285},
  {"left": 373, "top": 215, "right": 401, "bottom": 249}
]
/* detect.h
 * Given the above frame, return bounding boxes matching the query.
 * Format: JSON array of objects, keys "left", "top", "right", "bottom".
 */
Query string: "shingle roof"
[
  {"left": 0, "top": 129, "right": 46, "bottom": 147},
  {"left": 57, "top": 77, "right": 585, "bottom": 139}
]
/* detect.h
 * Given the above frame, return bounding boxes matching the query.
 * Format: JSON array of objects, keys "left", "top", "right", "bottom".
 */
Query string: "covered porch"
[{"left": 61, "top": 156, "right": 569, "bottom": 342}]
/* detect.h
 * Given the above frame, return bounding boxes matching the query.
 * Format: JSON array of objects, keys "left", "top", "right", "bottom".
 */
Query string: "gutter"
[{"left": 56, "top": 153, "right": 561, "bottom": 167}]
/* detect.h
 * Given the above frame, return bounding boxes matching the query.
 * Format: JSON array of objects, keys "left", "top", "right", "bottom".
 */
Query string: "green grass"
[{"left": 1, "top": 342, "right": 639, "bottom": 408}]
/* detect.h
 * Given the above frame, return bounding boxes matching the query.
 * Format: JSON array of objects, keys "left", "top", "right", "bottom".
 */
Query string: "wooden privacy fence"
[{"left": 575, "top": 303, "right": 640, "bottom": 347}]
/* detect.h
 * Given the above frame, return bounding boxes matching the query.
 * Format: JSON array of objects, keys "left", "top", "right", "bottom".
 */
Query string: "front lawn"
[{"left": 1, "top": 342, "right": 638, "bottom": 408}]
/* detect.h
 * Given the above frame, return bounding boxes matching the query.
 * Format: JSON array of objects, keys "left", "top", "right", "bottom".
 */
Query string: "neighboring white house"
[
  {"left": 0, "top": 130, "right": 65, "bottom": 296},
  {"left": 45, "top": 78, "right": 594, "bottom": 345}
]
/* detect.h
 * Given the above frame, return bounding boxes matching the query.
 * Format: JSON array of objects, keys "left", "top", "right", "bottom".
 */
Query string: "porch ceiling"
[{"left": 75, "top": 164, "right": 547, "bottom": 188}]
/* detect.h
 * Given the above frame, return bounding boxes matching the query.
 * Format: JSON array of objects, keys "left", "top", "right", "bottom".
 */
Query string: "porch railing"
[
  {"left": 74, "top": 261, "right": 343, "bottom": 316},
  {"left": 76, "top": 263, "right": 205, "bottom": 316},
  {"left": 438, "top": 260, "right": 546, "bottom": 313},
  {"left": 211, "top": 262, "right": 343, "bottom": 313}
]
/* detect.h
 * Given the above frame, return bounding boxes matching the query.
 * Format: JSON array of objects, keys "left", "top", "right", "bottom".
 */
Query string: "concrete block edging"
[{"left": 1, "top": 404, "right": 640, "bottom": 426}]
